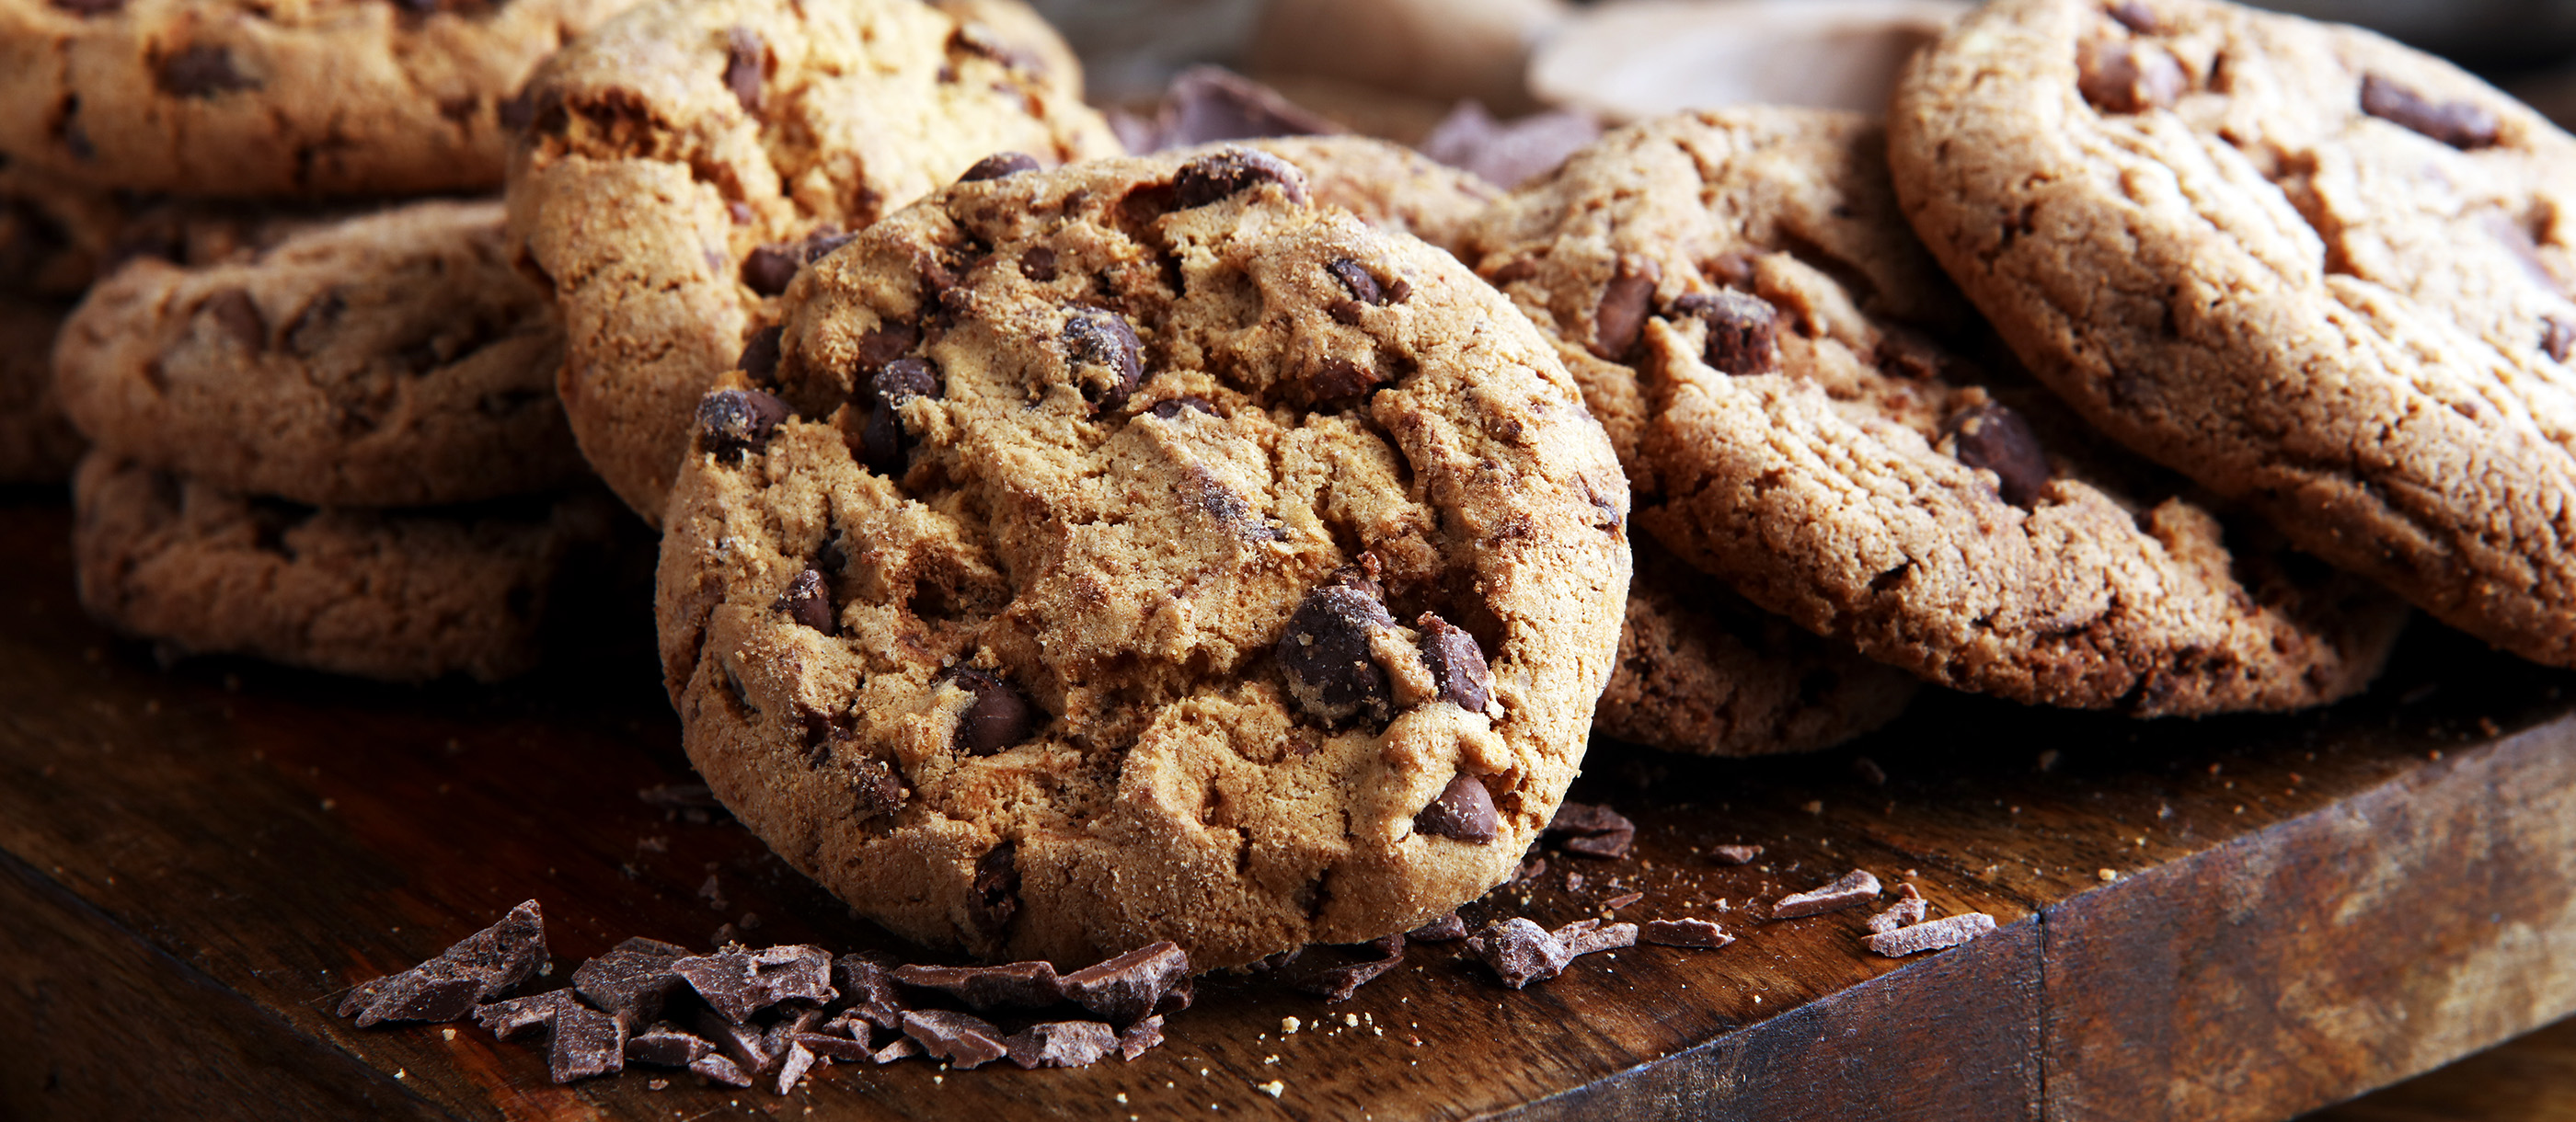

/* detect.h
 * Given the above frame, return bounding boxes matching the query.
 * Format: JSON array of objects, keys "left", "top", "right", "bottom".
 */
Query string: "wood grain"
[{"left": 3, "top": 490, "right": 2572, "bottom": 1121}]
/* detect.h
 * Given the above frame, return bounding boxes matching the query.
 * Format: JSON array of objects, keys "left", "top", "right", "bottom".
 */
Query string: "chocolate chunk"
[
  {"left": 1866, "top": 911, "right": 1996, "bottom": 956},
  {"left": 1943, "top": 401, "right": 2052, "bottom": 508},
  {"left": 2546, "top": 317, "right": 2576, "bottom": 363},
  {"left": 900, "top": 1010, "right": 1009, "bottom": 1070},
  {"left": 1150, "top": 395, "right": 1216, "bottom": 419},
  {"left": 626, "top": 1025, "right": 715, "bottom": 1067},
  {"left": 1547, "top": 802, "right": 1636, "bottom": 860},
  {"left": 693, "top": 1006, "right": 778, "bottom": 1073},
  {"left": 690, "top": 1050, "right": 754, "bottom": 1086},
  {"left": 1515, "top": 856, "right": 1547, "bottom": 882},
  {"left": 1414, "top": 613, "right": 1492, "bottom": 714},
  {"left": 1172, "top": 147, "right": 1311, "bottom": 209},
  {"left": 1418, "top": 101, "right": 1602, "bottom": 190},
  {"left": 549, "top": 1005, "right": 626, "bottom": 1083},
  {"left": 1117, "top": 1014, "right": 1166, "bottom": 1060},
  {"left": 202, "top": 288, "right": 265, "bottom": 350},
  {"left": 1467, "top": 918, "right": 1571, "bottom": 989},
  {"left": 733, "top": 326, "right": 785, "bottom": 384},
  {"left": 1641, "top": 918, "right": 1733, "bottom": 948},
  {"left": 741, "top": 245, "right": 799, "bottom": 296},
  {"left": 1277, "top": 580, "right": 1397, "bottom": 725},
  {"left": 1061, "top": 308, "right": 1143, "bottom": 410},
  {"left": 776, "top": 569, "right": 834, "bottom": 635},
  {"left": 1409, "top": 912, "right": 1469, "bottom": 942},
  {"left": 1710, "top": 843, "right": 1762, "bottom": 865},
  {"left": 1414, "top": 773, "right": 1499, "bottom": 843},
  {"left": 950, "top": 668, "right": 1037, "bottom": 754},
  {"left": 1304, "top": 355, "right": 1387, "bottom": 402},
  {"left": 892, "top": 960, "right": 1064, "bottom": 1010},
  {"left": 1298, "top": 934, "right": 1404, "bottom": 1002},
  {"left": 2107, "top": 1, "right": 2162, "bottom": 33},
  {"left": 790, "top": 1031, "right": 872, "bottom": 1063},
  {"left": 959, "top": 152, "right": 1040, "bottom": 183},
  {"left": 868, "top": 1036, "right": 921, "bottom": 1064},
  {"left": 473, "top": 990, "right": 581, "bottom": 1039},
  {"left": 1604, "top": 890, "right": 1644, "bottom": 910},
  {"left": 1867, "top": 884, "right": 1927, "bottom": 934},
  {"left": 1327, "top": 258, "right": 1390, "bottom": 306},
  {"left": 673, "top": 945, "right": 836, "bottom": 1024},
  {"left": 967, "top": 843, "right": 1019, "bottom": 940},
  {"left": 2362, "top": 74, "right": 2498, "bottom": 150},
  {"left": 855, "top": 323, "right": 919, "bottom": 371},
  {"left": 862, "top": 356, "right": 940, "bottom": 474},
  {"left": 1673, "top": 290, "right": 1779, "bottom": 375},
  {"left": 339, "top": 900, "right": 548, "bottom": 1027},
  {"left": 1018, "top": 246, "right": 1058, "bottom": 281},
  {"left": 2076, "top": 38, "right": 2185, "bottom": 114},
  {"left": 1113, "top": 66, "right": 1343, "bottom": 153},
  {"left": 724, "top": 27, "right": 765, "bottom": 116},
  {"left": 694, "top": 388, "right": 791, "bottom": 459},
  {"left": 829, "top": 953, "right": 908, "bottom": 1032},
  {"left": 1773, "top": 869, "right": 1881, "bottom": 919},
  {"left": 1060, "top": 941, "right": 1190, "bottom": 1025},
  {"left": 159, "top": 44, "right": 256, "bottom": 97},
  {"left": 1554, "top": 920, "right": 1638, "bottom": 957},
  {"left": 773, "top": 1039, "right": 819, "bottom": 1093},
  {"left": 1003, "top": 1021, "right": 1120, "bottom": 1070},
  {"left": 1588, "top": 255, "right": 1661, "bottom": 361},
  {"left": 1155, "top": 974, "right": 1195, "bottom": 1016}
]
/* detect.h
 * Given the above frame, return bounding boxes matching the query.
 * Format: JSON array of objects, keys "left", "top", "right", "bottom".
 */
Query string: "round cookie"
[
  {"left": 655, "top": 149, "right": 1631, "bottom": 968},
  {"left": 0, "top": 299, "right": 82, "bottom": 485},
  {"left": 72, "top": 454, "right": 613, "bottom": 682},
  {"left": 1464, "top": 108, "right": 2406, "bottom": 714},
  {"left": 1234, "top": 135, "right": 1502, "bottom": 258},
  {"left": 1891, "top": 0, "right": 2576, "bottom": 669},
  {"left": 54, "top": 200, "right": 582, "bottom": 509},
  {"left": 507, "top": 0, "right": 1122, "bottom": 523},
  {"left": 0, "top": 0, "right": 643, "bottom": 198}
]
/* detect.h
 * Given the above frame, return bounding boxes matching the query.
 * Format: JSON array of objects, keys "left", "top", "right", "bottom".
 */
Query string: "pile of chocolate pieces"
[{"left": 336, "top": 901, "right": 1189, "bottom": 1093}]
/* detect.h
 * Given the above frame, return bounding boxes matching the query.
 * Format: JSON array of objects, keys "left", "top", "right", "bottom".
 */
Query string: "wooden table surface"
[{"left": 6, "top": 487, "right": 2575, "bottom": 1121}]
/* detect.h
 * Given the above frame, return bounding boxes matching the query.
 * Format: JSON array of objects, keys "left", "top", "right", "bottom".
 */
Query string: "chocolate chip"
[
  {"left": 571, "top": 936, "right": 692, "bottom": 1029},
  {"left": 159, "top": 43, "right": 256, "bottom": 97},
  {"left": 1117, "top": 1015, "right": 1166, "bottom": 1060},
  {"left": 1409, "top": 912, "right": 1469, "bottom": 942},
  {"left": 338, "top": 900, "right": 548, "bottom": 1027},
  {"left": 1149, "top": 395, "right": 1216, "bottom": 419},
  {"left": 2076, "top": 38, "right": 2186, "bottom": 114},
  {"left": 694, "top": 388, "right": 791, "bottom": 459},
  {"left": 959, "top": 152, "right": 1040, "bottom": 183},
  {"left": 891, "top": 960, "right": 1065, "bottom": 1010},
  {"left": 1773, "top": 869, "right": 1882, "bottom": 919},
  {"left": 673, "top": 945, "right": 835, "bottom": 1024},
  {"left": 1414, "top": 774, "right": 1498, "bottom": 843},
  {"left": 1865, "top": 911, "right": 1995, "bottom": 956},
  {"left": 1062, "top": 308, "right": 1143, "bottom": 410},
  {"left": 742, "top": 245, "right": 799, "bottom": 296},
  {"left": 799, "top": 228, "right": 855, "bottom": 264},
  {"left": 724, "top": 27, "right": 765, "bottom": 116},
  {"left": 950, "top": 669, "right": 1037, "bottom": 754},
  {"left": 1298, "top": 933, "right": 1404, "bottom": 1002},
  {"left": 2107, "top": 1, "right": 2161, "bottom": 32},
  {"left": 1943, "top": 401, "right": 2051, "bottom": 507},
  {"left": 1277, "top": 580, "right": 1396, "bottom": 725},
  {"left": 1004, "top": 1021, "right": 1119, "bottom": 1070},
  {"left": 1171, "top": 147, "right": 1310, "bottom": 209},
  {"left": 1672, "top": 290, "right": 1779, "bottom": 375},
  {"left": 1018, "top": 246, "right": 1058, "bottom": 281},
  {"left": 625, "top": 1025, "right": 715, "bottom": 1068},
  {"left": 967, "top": 843, "right": 1019, "bottom": 940},
  {"left": 1414, "top": 613, "right": 1492, "bottom": 713},
  {"left": 1641, "top": 918, "right": 1733, "bottom": 948},
  {"left": 854, "top": 323, "right": 918, "bottom": 372},
  {"left": 1327, "top": 258, "right": 1386, "bottom": 306},
  {"left": 901, "top": 1010, "right": 1009, "bottom": 1069},
  {"left": 2547, "top": 317, "right": 2576, "bottom": 363},
  {"left": 1468, "top": 918, "right": 1571, "bottom": 989},
  {"left": 201, "top": 288, "right": 265, "bottom": 350},
  {"left": 2362, "top": 74, "right": 2498, "bottom": 150},
  {"left": 830, "top": 953, "right": 909, "bottom": 1032},
  {"left": 775, "top": 569, "right": 834, "bottom": 635},
  {"left": 50, "top": 0, "right": 125, "bottom": 14},
  {"left": 1060, "top": 941, "right": 1190, "bottom": 1025},
  {"left": 1305, "top": 356, "right": 1386, "bottom": 402},
  {"left": 862, "top": 356, "right": 940, "bottom": 474},
  {"left": 737, "top": 325, "right": 783, "bottom": 383},
  {"left": 1589, "top": 255, "right": 1661, "bottom": 361}
]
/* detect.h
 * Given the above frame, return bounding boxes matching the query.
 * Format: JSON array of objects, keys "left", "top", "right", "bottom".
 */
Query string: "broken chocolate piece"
[
  {"left": 160, "top": 43, "right": 256, "bottom": 97},
  {"left": 690, "top": 1051, "right": 754, "bottom": 1087},
  {"left": 1547, "top": 802, "right": 1636, "bottom": 860},
  {"left": 673, "top": 945, "right": 836, "bottom": 1024},
  {"left": 1060, "top": 941, "right": 1190, "bottom": 1025},
  {"left": 1299, "top": 933, "right": 1405, "bottom": 1002},
  {"left": 1117, "top": 1015, "right": 1166, "bottom": 1060},
  {"left": 1603, "top": 890, "right": 1643, "bottom": 910},
  {"left": 1154, "top": 974, "right": 1195, "bottom": 1016},
  {"left": 1172, "top": 146, "right": 1311, "bottom": 209},
  {"left": 1555, "top": 921, "right": 1637, "bottom": 957},
  {"left": 1414, "top": 773, "right": 1499, "bottom": 843},
  {"left": 626, "top": 1024, "right": 715, "bottom": 1068},
  {"left": 872, "top": 1036, "right": 922, "bottom": 1064},
  {"left": 1060, "top": 308, "right": 1143, "bottom": 410},
  {"left": 773, "top": 1040, "right": 819, "bottom": 1093},
  {"left": 1673, "top": 290, "right": 1780, "bottom": 375},
  {"left": 1469, "top": 919, "right": 1572, "bottom": 990},
  {"left": 550, "top": 1005, "right": 626, "bottom": 1084},
  {"left": 891, "top": 960, "right": 1065, "bottom": 1011},
  {"left": 694, "top": 1006, "right": 778, "bottom": 1074},
  {"left": 724, "top": 27, "right": 765, "bottom": 116},
  {"left": 1414, "top": 613, "right": 1493, "bottom": 714},
  {"left": 900, "top": 1010, "right": 1010, "bottom": 1070},
  {"left": 2361, "top": 74, "right": 2499, "bottom": 150},
  {"left": 1866, "top": 911, "right": 1996, "bottom": 956},
  {"left": 474, "top": 990, "right": 580, "bottom": 1040},
  {"left": 1277, "top": 580, "right": 1397, "bottom": 725},
  {"left": 959, "top": 152, "right": 1041, "bottom": 183},
  {"left": 789, "top": 1032, "right": 873, "bottom": 1063},
  {"left": 1710, "top": 844, "right": 1762, "bottom": 865},
  {"left": 1409, "top": 912, "right": 1469, "bottom": 942},
  {"left": 1589, "top": 255, "right": 1661, "bottom": 361},
  {"left": 1641, "top": 919, "right": 1732, "bottom": 948},
  {"left": 339, "top": 900, "right": 548, "bottom": 1028},
  {"left": 776, "top": 569, "right": 834, "bottom": 635},
  {"left": 1943, "top": 401, "right": 2051, "bottom": 508},
  {"left": 1004, "top": 1021, "right": 1121, "bottom": 1069},
  {"left": 2076, "top": 37, "right": 2186, "bottom": 114},
  {"left": 1867, "top": 884, "right": 1928, "bottom": 934},
  {"left": 950, "top": 668, "right": 1038, "bottom": 754},
  {"left": 1417, "top": 101, "right": 1601, "bottom": 190},
  {"left": 1773, "top": 869, "right": 1881, "bottom": 918},
  {"left": 694, "top": 389, "right": 791, "bottom": 460},
  {"left": 737, "top": 325, "right": 784, "bottom": 383},
  {"left": 862, "top": 356, "right": 941, "bottom": 474},
  {"left": 829, "top": 953, "right": 908, "bottom": 1032},
  {"left": 1111, "top": 66, "right": 1343, "bottom": 154}
]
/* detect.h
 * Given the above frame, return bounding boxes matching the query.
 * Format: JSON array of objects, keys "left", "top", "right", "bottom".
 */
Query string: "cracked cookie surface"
[
  {"left": 55, "top": 200, "right": 581, "bottom": 508},
  {"left": 1892, "top": 0, "right": 2576, "bottom": 668},
  {"left": 1465, "top": 107, "right": 2404, "bottom": 713},
  {"left": 656, "top": 149, "right": 1630, "bottom": 968},
  {"left": 507, "top": 0, "right": 1121, "bottom": 522}
]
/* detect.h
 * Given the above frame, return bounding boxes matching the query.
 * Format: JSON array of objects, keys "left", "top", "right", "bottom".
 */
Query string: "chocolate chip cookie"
[
  {"left": 507, "top": 0, "right": 1121, "bottom": 522},
  {"left": 0, "top": 299, "right": 82, "bottom": 485},
  {"left": 0, "top": 0, "right": 643, "bottom": 198},
  {"left": 73, "top": 454, "right": 613, "bottom": 682},
  {"left": 1465, "top": 108, "right": 2404, "bottom": 713},
  {"left": 656, "top": 149, "right": 1631, "bottom": 968},
  {"left": 1891, "top": 0, "right": 2576, "bottom": 669},
  {"left": 54, "top": 200, "right": 582, "bottom": 509}
]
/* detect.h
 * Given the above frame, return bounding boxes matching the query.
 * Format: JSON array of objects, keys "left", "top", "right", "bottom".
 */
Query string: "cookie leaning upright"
[
  {"left": 1891, "top": 0, "right": 2576, "bottom": 667},
  {"left": 1465, "top": 109, "right": 2404, "bottom": 714},
  {"left": 656, "top": 149, "right": 1631, "bottom": 968},
  {"left": 507, "top": 0, "right": 1122, "bottom": 523}
]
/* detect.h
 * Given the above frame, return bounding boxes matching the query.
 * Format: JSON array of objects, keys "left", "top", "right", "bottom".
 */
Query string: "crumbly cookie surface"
[
  {"left": 1465, "top": 108, "right": 2404, "bottom": 713},
  {"left": 73, "top": 454, "right": 611, "bottom": 682},
  {"left": 0, "top": 0, "right": 641, "bottom": 198},
  {"left": 507, "top": 0, "right": 1121, "bottom": 521},
  {"left": 55, "top": 200, "right": 581, "bottom": 509},
  {"left": 0, "top": 299, "right": 81, "bottom": 485},
  {"left": 656, "top": 150, "right": 1630, "bottom": 968},
  {"left": 1891, "top": 0, "right": 2576, "bottom": 668}
]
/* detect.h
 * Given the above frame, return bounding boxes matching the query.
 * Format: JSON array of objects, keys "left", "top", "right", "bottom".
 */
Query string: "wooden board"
[{"left": 5, "top": 489, "right": 2574, "bottom": 1121}]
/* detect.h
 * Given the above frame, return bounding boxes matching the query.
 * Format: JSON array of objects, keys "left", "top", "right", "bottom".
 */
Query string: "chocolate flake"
[
  {"left": 2361, "top": 74, "right": 2499, "bottom": 150},
  {"left": 695, "top": 388, "right": 790, "bottom": 459},
  {"left": 872, "top": 1036, "right": 923, "bottom": 1064},
  {"left": 573, "top": 937, "right": 692, "bottom": 1029},
  {"left": 1867, "top": 884, "right": 1928, "bottom": 934},
  {"left": 1641, "top": 919, "right": 1732, "bottom": 948},
  {"left": 1414, "top": 773, "right": 1498, "bottom": 843},
  {"left": 724, "top": 27, "right": 766, "bottom": 116},
  {"left": 900, "top": 1010, "right": 1009, "bottom": 1069},
  {"left": 951, "top": 669, "right": 1038, "bottom": 754},
  {"left": 339, "top": 900, "right": 548, "bottom": 1027},
  {"left": 773, "top": 1040, "right": 819, "bottom": 1093},
  {"left": 673, "top": 945, "right": 835, "bottom": 1024},
  {"left": 1589, "top": 256, "right": 1661, "bottom": 361},
  {"left": 1298, "top": 934, "right": 1405, "bottom": 1002},
  {"left": 1004, "top": 1021, "right": 1121, "bottom": 1069},
  {"left": 1773, "top": 869, "right": 1881, "bottom": 918},
  {"left": 160, "top": 43, "right": 257, "bottom": 97},
  {"left": 1554, "top": 920, "right": 1637, "bottom": 957},
  {"left": 892, "top": 960, "right": 1064, "bottom": 1011},
  {"left": 1061, "top": 941, "right": 1190, "bottom": 1025},
  {"left": 550, "top": 1005, "right": 627, "bottom": 1083},
  {"left": 776, "top": 569, "right": 834, "bottom": 635},
  {"left": 1171, "top": 147, "right": 1311, "bottom": 209},
  {"left": 1414, "top": 613, "right": 1493, "bottom": 714},
  {"left": 2076, "top": 38, "right": 2186, "bottom": 114},
  {"left": 1417, "top": 101, "right": 1601, "bottom": 190},
  {"left": 1118, "top": 1015, "right": 1167, "bottom": 1060},
  {"left": 1604, "top": 890, "right": 1643, "bottom": 910},
  {"left": 1866, "top": 911, "right": 1996, "bottom": 956},
  {"left": 1277, "top": 579, "right": 1397, "bottom": 725},
  {"left": 1711, "top": 844, "right": 1762, "bottom": 865},
  {"left": 1944, "top": 401, "right": 2052, "bottom": 508},
  {"left": 1409, "top": 913, "right": 1469, "bottom": 942},
  {"left": 1060, "top": 308, "right": 1143, "bottom": 411},
  {"left": 1673, "top": 290, "right": 1779, "bottom": 375},
  {"left": 790, "top": 1031, "right": 872, "bottom": 1063},
  {"left": 626, "top": 1025, "right": 715, "bottom": 1068},
  {"left": 1547, "top": 802, "right": 1636, "bottom": 860},
  {"left": 959, "top": 152, "right": 1040, "bottom": 183},
  {"left": 1467, "top": 918, "right": 1571, "bottom": 990}
]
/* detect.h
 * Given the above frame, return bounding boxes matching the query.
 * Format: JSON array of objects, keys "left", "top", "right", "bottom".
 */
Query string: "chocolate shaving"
[
  {"left": 339, "top": 900, "right": 548, "bottom": 1027},
  {"left": 1547, "top": 802, "right": 1636, "bottom": 860},
  {"left": 1061, "top": 941, "right": 1190, "bottom": 1025},
  {"left": 789, "top": 1032, "right": 872, "bottom": 1063},
  {"left": 1603, "top": 891, "right": 1643, "bottom": 910},
  {"left": 1773, "top": 869, "right": 1881, "bottom": 918},
  {"left": 1641, "top": 919, "right": 1732, "bottom": 948},
  {"left": 891, "top": 960, "right": 1064, "bottom": 1011},
  {"left": 1867, "top": 884, "right": 1928, "bottom": 934},
  {"left": 473, "top": 990, "right": 579, "bottom": 1040},
  {"left": 872, "top": 1036, "right": 922, "bottom": 1064},
  {"left": 549, "top": 1005, "right": 626, "bottom": 1084},
  {"left": 1409, "top": 912, "right": 1469, "bottom": 942},
  {"left": 694, "top": 1006, "right": 777, "bottom": 1074},
  {"left": 1299, "top": 934, "right": 1405, "bottom": 1002},
  {"left": 1467, "top": 918, "right": 1571, "bottom": 990},
  {"left": 1003, "top": 1021, "right": 1121, "bottom": 1069},
  {"left": 900, "top": 1010, "right": 1009, "bottom": 1070},
  {"left": 2362, "top": 74, "right": 2499, "bottom": 150},
  {"left": 773, "top": 1040, "right": 818, "bottom": 1093},
  {"left": 1866, "top": 912, "right": 1996, "bottom": 956}
]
